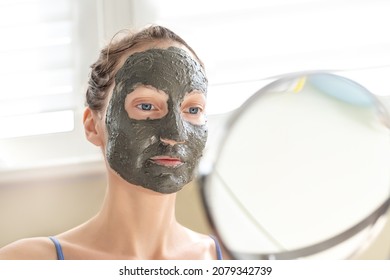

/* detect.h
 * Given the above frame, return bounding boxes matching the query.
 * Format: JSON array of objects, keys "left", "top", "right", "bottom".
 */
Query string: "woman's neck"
[{"left": 86, "top": 173, "right": 184, "bottom": 259}]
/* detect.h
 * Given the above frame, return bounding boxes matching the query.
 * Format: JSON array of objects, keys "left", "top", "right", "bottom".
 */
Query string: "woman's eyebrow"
[
  {"left": 185, "top": 90, "right": 205, "bottom": 96},
  {"left": 128, "top": 84, "right": 168, "bottom": 96}
]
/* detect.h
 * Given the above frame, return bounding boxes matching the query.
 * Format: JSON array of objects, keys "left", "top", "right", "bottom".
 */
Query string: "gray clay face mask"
[{"left": 105, "top": 47, "right": 208, "bottom": 194}]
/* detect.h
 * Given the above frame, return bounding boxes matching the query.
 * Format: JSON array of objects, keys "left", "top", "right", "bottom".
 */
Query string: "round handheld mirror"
[{"left": 200, "top": 72, "right": 390, "bottom": 259}]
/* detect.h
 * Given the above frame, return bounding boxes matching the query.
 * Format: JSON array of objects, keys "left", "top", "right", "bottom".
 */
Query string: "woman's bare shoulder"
[
  {"left": 187, "top": 230, "right": 231, "bottom": 260},
  {"left": 179, "top": 227, "right": 221, "bottom": 260},
  {"left": 0, "top": 237, "right": 57, "bottom": 260}
]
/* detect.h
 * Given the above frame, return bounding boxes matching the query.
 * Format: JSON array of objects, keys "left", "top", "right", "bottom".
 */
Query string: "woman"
[{"left": 0, "top": 25, "right": 222, "bottom": 260}]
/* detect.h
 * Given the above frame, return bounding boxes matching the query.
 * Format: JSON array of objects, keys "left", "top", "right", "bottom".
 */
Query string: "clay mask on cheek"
[{"left": 105, "top": 47, "right": 208, "bottom": 194}]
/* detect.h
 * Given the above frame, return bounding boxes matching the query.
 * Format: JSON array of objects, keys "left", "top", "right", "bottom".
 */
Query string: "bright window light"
[
  {"left": 143, "top": 0, "right": 390, "bottom": 114},
  {"left": 0, "top": 0, "right": 76, "bottom": 138},
  {"left": 0, "top": 110, "right": 74, "bottom": 139}
]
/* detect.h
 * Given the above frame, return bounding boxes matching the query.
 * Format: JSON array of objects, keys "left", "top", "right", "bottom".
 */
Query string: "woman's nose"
[
  {"left": 160, "top": 137, "right": 185, "bottom": 146},
  {"left": 159, "top": 110, "right": 188, "bottom": 145}
]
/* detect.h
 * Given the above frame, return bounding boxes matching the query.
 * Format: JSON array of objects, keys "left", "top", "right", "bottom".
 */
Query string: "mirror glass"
[{"left": 200, "top": 72, "right": 390, "bottom": 259}]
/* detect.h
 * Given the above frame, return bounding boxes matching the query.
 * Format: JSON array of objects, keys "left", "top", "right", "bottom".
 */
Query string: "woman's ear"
[{"left": 83, "top": 107, "right": 104, "bottom": 147}]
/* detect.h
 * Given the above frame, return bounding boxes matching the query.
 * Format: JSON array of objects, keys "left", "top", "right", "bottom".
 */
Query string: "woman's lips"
[{"left": 150, "top": 156, "right": 184, "bottom": 167}]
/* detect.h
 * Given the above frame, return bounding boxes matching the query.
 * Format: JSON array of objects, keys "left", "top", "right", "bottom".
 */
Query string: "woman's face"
[{"left": 103, "top": 45, "right": 208, "bottom": 194}]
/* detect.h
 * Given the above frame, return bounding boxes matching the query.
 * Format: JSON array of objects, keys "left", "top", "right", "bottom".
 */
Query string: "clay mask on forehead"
[{"left": 105, "top": 47, "right": 208, "bottom": 194}]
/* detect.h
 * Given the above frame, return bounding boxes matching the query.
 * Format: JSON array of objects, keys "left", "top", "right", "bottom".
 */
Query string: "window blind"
[{"left": 0, "top": 0, "right": 75, "bottom": 138}]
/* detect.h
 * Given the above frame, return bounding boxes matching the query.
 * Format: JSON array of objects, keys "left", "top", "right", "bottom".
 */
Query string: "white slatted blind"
[{"left": 0, "top": 0, "right": 75, "bottom": 138}]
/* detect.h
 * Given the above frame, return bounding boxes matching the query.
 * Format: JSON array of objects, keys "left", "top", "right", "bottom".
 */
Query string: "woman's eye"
[
  {"left": 188, "top": 107, "right": 201, "bottom": 114},
  {"left": 137, "top": 103, "right": 154, "bottom": 111}
]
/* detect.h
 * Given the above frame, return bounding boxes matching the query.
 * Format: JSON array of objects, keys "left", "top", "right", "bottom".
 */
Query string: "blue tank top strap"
[
  {"left": 209, "top": 235, "right": 223, "bottom": 260},
  {"left": 49, "top": 236, "right": 65, "bottom": 260},
  {"left": 49, "top": 235, "right": 221, "bottom": 260}
]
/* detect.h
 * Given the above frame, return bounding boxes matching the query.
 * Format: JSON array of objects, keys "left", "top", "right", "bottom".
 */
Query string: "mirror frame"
[{"left": 199, "top": 71, "right": 390, "bottom": 259}]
